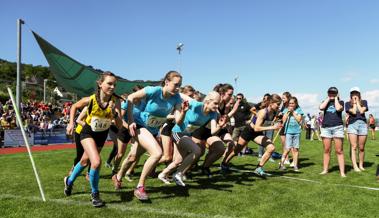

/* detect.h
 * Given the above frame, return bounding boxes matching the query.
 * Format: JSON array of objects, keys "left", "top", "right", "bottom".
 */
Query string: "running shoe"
[
  {"left": 111, "top": 174, "right": 122, "bottom": 190},
  {"left": 220, "top": 163, "right": 230, "bottom": 174},
  {"left": 278, "top": 163, "right": 287, "bottom": 170},
  {"left": 254, "top": 167, "right": 271, "bottom": 177},
  {"left": 91, "top": 192, "right": 105, "bottom": 207},
  {"left": 124, "top": 173, "right": 133, "bottom": 182},
  {"left": 201, "top": 167, "right": 212, "bottom": 178},
  {"left": 105, "top": 161, "right": 112, "bottom": 168},
  {"left": 284, "top": 159, "right": 291, "bottom": 165},
  {"left": 173, "top": 172, "right": 186, "bottom": 187},
  {"left": 64, "top": 176, "right": 73, "bottom": 196},
  {"left": 134, "top": 186, "right": 149, "bottom": 201},
  {"left": 158, "top": 173, "right": 171, "bottom": 184},
  {"left": 293, "top": 166, "right": 299, "bottom": 172}
]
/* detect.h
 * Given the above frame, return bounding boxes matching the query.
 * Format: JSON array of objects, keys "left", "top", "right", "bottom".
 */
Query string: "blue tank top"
[
  {"left": 135, "top": 86, "right": 182, "bottom": 135},
  {"left": 172, "top": 100, "right": 218, "bottom": 134}
]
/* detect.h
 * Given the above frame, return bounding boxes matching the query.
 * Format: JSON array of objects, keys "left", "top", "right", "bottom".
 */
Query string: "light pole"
[
  {"left": 234, "top": 75, "right": 239, "bottom": 92},
  {"left": 16, "top": 18, "right": 24, "bottom": 111},
  {"left": 176, "top": 43, "right": 184, "bottom": 73},
  {"left": 43, "top": 79, "right": 48, "bottom": 103}
]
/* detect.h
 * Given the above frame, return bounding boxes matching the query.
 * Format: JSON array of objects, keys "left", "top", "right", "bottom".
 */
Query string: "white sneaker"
[
  {"left": 105, "top": 162, "right": 112, "bottom": 168},
  {"left": 124, "top": 174, "right": 133, "bottom": 182},
  {"left": 158, "top": 173, "right": 171, "bottom": 184},
  {"left": 289, "top": 162, "right": 295, "bottom": 167},
  {"left": 173, "top": 172, "right": 186, "bottom": 187},
  {"left": 284, "top": 159, "right": 290, "bottom": 165}
]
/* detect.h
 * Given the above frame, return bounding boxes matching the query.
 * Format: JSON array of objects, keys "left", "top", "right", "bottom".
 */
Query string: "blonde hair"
[{"left": 203, "top": 91, "right": 220, "bottom": 103}]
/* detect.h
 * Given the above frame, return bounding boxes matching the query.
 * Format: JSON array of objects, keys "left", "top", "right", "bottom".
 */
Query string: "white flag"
[{"left": 53, "top": 87, "right": 63, "bottom": 97}]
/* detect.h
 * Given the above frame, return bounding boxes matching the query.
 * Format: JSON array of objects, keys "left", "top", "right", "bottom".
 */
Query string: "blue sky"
[{"left": 1, "top": 0, "right": 379, "bottom": 116}]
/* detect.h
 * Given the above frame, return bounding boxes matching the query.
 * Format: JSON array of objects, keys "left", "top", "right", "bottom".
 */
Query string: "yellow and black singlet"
[{"left": 85, "top": 94, "right": 115, "bottom": 132}]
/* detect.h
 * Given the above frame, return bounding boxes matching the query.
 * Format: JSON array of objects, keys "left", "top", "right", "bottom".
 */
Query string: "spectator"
[
  {"left": 368, "top": 114, "right": 376, "bottom": 140},
  {"left": 304, "top": 113, "right": 311, "bottom": 140},
  {"left": 319, "top": 87, "right": 346, "bottom": 177},
  {"left": 310, "top": 115, "right": 321, "bottom": 141},
  {"left": 345, "top": 87, "right": 369, "bottom": 172},
  {"left": 231, "top": 93, "right": 252, "bottom": 154}
]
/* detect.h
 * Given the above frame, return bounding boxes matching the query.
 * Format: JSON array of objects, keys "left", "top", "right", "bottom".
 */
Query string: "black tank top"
[{"left": 252, "top": 108, "right": 273, "bottom": 125}]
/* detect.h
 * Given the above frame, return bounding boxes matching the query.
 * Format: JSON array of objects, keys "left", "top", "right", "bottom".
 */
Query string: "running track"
[{"left": 0, "top": 141, "right": 113, "bottom": 155}]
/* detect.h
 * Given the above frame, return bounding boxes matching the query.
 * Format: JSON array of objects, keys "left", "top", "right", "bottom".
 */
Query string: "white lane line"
[
  {"left": 229, "top": 167, "right": 379, "bottom": 191},
  {"left": 0, "top": 194, "right": 234, "bottom": 218},
  {"left": 280, "top": 176, "right": 321, "bottom": 184},
  {"left": 332, "top": 184, "right": 379, "bottom": 191}
]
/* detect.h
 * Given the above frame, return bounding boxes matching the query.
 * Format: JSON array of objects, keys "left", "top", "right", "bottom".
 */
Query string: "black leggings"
[{"left": 74, "top": 132, "right": 84, "bottom": 166}]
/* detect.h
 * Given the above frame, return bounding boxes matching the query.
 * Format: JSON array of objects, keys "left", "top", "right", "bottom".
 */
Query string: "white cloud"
[
  {"left": 247, "top": 90, "right": 379, "bottom": 118},
  {"left": 292, "top": 93, "right": 320, "bottom": 115},
  {"left": 340, "top": 72, "right": 358, "bottom": 83},
  {"left": 363, "top": 90, "right": 379, "bottom": 117},
  {"left": 341, "top": 76, "right": 352, "bottom": 82},
  {"left": 247, "top": 96, "right": 262, "bottom": 105},
  {"left": 248, "top": 93, "right": 321, "bottom": 115},
  {"left": 369, "top": 79, "right": 379, "bottom": 84}
]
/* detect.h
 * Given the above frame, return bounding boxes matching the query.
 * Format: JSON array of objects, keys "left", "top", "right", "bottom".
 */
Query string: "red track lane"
[{"left": 0, "top": 141, "right": 113, "bottom": 155}]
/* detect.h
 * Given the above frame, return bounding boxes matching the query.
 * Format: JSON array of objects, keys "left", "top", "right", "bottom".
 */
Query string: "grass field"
[{"left": 1, "top": 132, "right": 378, "bottom": 218}]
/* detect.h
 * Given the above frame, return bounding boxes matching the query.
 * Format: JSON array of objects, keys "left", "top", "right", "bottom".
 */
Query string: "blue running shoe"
[{"left": 254, "top": 167, "right": 271, "bottom": 177}]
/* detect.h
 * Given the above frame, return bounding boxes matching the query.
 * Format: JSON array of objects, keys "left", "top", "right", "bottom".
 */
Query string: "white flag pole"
[{"left": 7, "top": 87, "right": 46, "bottom": 202}]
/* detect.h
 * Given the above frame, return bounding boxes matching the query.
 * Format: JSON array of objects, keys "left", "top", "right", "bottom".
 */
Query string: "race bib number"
[
  {"left": 146, "top": 115, "right": 166, "bottom": 128},
  {"left": 90, "top": 116, "right": 111, "bottom": 132},
  {"left": 185, "top": 124, "right": 201, "bottom": 133}
]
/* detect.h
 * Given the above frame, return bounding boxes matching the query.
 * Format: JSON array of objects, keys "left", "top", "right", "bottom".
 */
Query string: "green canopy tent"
[{"left": 32, "top": 31, "right": 160, "bottom": 98}]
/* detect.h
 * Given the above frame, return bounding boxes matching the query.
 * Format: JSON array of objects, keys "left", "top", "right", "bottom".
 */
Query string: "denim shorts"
[
  {"left": 320, "top": 125, "right": 345, "bottom": 139},
  {"left": 347, "top": 120, "right": 368, "bottom": 136},
  {"left": 285, "top": 133, "right": 300, "bottom": 149}
]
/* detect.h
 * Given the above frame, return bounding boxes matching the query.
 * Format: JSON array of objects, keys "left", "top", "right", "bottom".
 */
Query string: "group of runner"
[{"left": 63, "top": 71, "right": 374, "bottom": 207}]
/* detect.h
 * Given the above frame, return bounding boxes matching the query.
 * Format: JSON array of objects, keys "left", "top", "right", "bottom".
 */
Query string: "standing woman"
[
  {"left": 126, "top": 71, "right": 183, "bottom": 200},
  {"left": 65, "top": 72, "right": 122, "bottom": 207},
  {"left": 279, "top": 97, "right": 303, "bottom": 171},
  {"left": 319, "top": 87, "right": 345, "bottom": 177},
  {"left": 279, "top": 92, "right": 291, "bottom": 164},
  {"left": 345, "top": 87, "right": 369, "bottom": 171}
]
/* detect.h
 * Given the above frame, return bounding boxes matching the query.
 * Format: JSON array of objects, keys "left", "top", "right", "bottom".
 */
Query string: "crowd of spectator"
[{"left": 0, "top": 99, "right": 72, "bottom": 146}]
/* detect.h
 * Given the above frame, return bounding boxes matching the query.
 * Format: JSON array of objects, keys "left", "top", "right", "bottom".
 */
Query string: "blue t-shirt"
[
  {"left": 136, "top": 86, "right": 182, "bottom": 135},
  {"left": 172, "top": 100, "right": 218, "bottom": 134},
  {"left": 345, "top": 100, "right": 368, "bottom": 124},
  {"left": 121, "top": 99, "right": 146, "bottom": 122},
  {"left": 322, "top": 100, "right": 344, "bottom": 128},
  {"left": 282, "top": 107, "right": 304, "bottom": 134}
]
